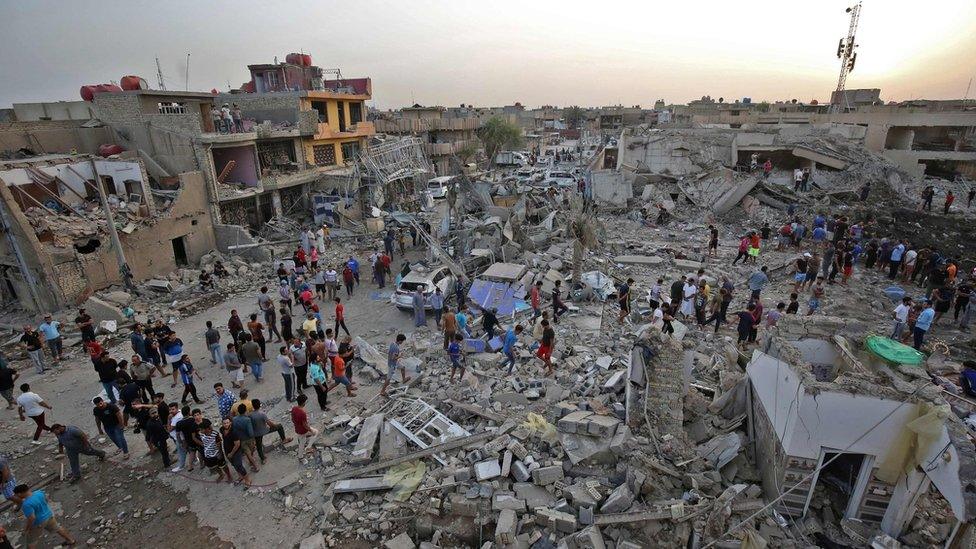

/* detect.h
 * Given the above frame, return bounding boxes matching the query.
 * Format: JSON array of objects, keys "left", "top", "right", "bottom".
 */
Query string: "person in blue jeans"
[
  {"left": 92, "top": 397, "right": 129, "bottom": 460},
  {"left": 502, "top": 324, "right": 524, "bottom": 374},
  {"left": 447, "top": 334, "right": 465, "bottom": 382},
  {"left": 913, "top": 300, "right": 935, "bottom": 350}
]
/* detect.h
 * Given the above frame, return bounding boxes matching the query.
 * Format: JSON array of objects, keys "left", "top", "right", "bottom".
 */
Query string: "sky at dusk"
[{"left": 1, "top": 0, "right": 975, "bottom": 109}]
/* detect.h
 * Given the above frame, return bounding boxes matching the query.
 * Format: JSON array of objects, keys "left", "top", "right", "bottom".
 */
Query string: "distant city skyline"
[{"left": 1, "top": 0, "right": 975, "bottom": 110}]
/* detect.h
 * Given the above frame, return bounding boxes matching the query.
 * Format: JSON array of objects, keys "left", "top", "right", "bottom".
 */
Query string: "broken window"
[
  {"left": 340, "top": 142, "right": 359, "bottom": 163},
  {"left": 349, "top": 102, "right": 363, "bottom": 125},
  {"left": 312, "top": 144, "right": 337, "bottom": 166},
  {"left": 311, "top": 100, "right": 329, "bottom": 123},
  {"left": 257, "top": 140, "right": 298, "bottom": 174}
]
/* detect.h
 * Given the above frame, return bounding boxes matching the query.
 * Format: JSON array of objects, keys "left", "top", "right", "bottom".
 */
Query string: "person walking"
[
  {"left": 530, "top": 281, "right": 543, "bottom": 319},
  {"left": 17, "top": 384, "right": 52, "bottom": 445},
  {"left": 15, "top": 484, "right": 77, "bottom": 548},
  {"left": 707, "top": 225, "right": 718, "bottom": 257},
  {"left": 442, "top": 308, "right": 457, "bottom": 351},
  {"left": 92, "top": 396, "right": 129, "bottom": 460},
  {"left": 381, "top": 334, "right": 410, "bottom": 397},
  {"left": 307, "top": 358, "right": 329, "bottom": 411},
  {"left": 944, "top": 190, "right": 955, "bottom": 214},
  {"left": 552, "top": 280, "right": 569, "bottom": 323},
  {"left": 747, "top": 266, "right": 769, "bottom": 300},
  {"left": 447, "top": 334, "right": 465, "bottom": 381},
  {"left": 129, "top": 355, "right": 155, "bottom": 402},
  {"left": 537, "top": 319, "right": 555, "bottom": 376},
  {"left": 195, "top": 420, "right": 234, "bottom": 484},
  {"left": 430, "top": 287, "right": 445, "bottom": 328},
  {"left": 291, "top": 394, "right": 319, "bottom": 455},
  {"left": 18, "top": 326, "right": 47, "bottom": 375},
  {"left": 250, "top": 399, "right": 293, "bottom": 463},
  {"left": 241, "top": 334, "right": 264, "bottom": 382},
  {"left": 617, "top": 278, "right": 633, "bottom": 324},
  {"left": 342, "top": 263, "right": 355, "bottom": 297},
  {"left": 177, "top": 355, "right": 203, "bottom": 404},
  {"left": 52, "top": 423, "right": 106, "bottom": 482},
  {"left": 334, "top": 297, "right": 350, "bottom": 337},
  {"left": 502, "top": 325, "right": 523, "bottom": 374},
  {"left": 290, "top": 338, "right": 309, "bottom": 393},
  {"left": 0, "top": 361, "right": 19, "bottom": 410}
]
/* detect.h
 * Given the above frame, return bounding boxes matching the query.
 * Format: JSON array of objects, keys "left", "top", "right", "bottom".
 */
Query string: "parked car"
[
  {"left": 427, "top": 176, "right": 454, "bottom": 199},
  {"left": 494, "top": 151, "right": 528, "bottom": 167},
  {"left": 545, "top": 170, "right": 576, "bottom": 188},
  {"left": 393, "top": 266, "right": 456, "bottom": 310}
]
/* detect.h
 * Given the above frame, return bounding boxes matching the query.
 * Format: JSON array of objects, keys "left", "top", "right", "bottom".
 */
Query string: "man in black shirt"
[
  {"left": 0, "top": 364, "right": 19, "bottom": 409},
  {"left": 174, "top": 409, "right": 203, "bottom": 472},
  {"left": 94, "top": 352, "right": 119, "bottom": 404},
  {"left": 551, "top": 280, "right": 569, "bottom": 323},
  {"left": 670, "top": 276, "right": 686, "bottom": 306},
  {"left": 482, "top": 308, "right": 499, "bottom": 340},
  {"left": 92, "top": 396, "right": 129, "bottom": 459},
  {"left": 19, "top": 325, "right": 47, "bottom": 375},
  {"left": 74, "top": 308, "right": 96, "bottom": 343}
]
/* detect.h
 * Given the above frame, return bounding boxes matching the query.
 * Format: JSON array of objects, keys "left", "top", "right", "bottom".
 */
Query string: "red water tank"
[
  {"left": 302, "top": 54, "right": 312, "bottom": 66},
  {"left": 80, "top": 83, "right": 123, "bottom": 101},
  {"left": 97, "top": 144, "right": 125, "bottom": 157},
  {"left": 241, "top": 81, "right": 256, "bottom": 93},
  {"left": 120, "top": 75, "right": 148, "bottom": 91},
  {"left": 285, "top": 53, "right": 303, "bottom": 65}
]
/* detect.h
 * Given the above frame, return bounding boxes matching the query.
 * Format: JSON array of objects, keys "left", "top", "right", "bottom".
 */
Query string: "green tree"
[
  {"left": 478, "top": 117, "right": 524, "bottom": 166},
  {"left": 563, "top": 106, "right": 585, "bottom": 129}
]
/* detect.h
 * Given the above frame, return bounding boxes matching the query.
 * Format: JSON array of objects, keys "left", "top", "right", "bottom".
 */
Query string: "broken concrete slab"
[
  {"left": 599, "top": 484, "right": 634, "bottom": 514},
  {"left": 83, "top": 295, "right": 128, "bottom": 324},
  {"left": 614, "top": 255, "right": 664, "bottom": 266},
  {"left": 474, "top": 459, "right": 502, "bottom": 481},
  {"left": 299, "top": 533, "right": 325, "bottom": 549},
  {"left": 495, "top": 508, "right": 518, "bottom": 545},
  {"left": 333, "top": 477, "right": 396, "bottom": 493},
  {"left": 384, "top": 532, "right": 416, "bottom": 549},
  {"left": 514, "top": 482, "right": 556, "bottom": 508},
  {"left": 352, "top": 414, "right": 384, "bottom": 463}
]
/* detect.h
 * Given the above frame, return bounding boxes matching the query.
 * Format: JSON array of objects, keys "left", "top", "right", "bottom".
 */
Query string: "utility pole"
[
  {"left": 89, "top": 159, "right": 136, "bottom": 292},
  {"left": 155, "top": 57, "right": 166, "bottom": 90},
  {"left": 185, "top": 53, "right": 191, "bottom": 91}
]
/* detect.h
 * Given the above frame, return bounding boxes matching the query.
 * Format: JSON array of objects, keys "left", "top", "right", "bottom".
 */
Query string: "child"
[
  {"left": 808, "top": 277, "right": 825, "bottom": 315},
  {"left": 766, "top": 303, "right": 786, "bottom": 328},
  {"left": 448, "top": 334, "right": 465, "bottom": 382},
  {"left": 786, "top": 293, "right": 800, "bottom": 314}
]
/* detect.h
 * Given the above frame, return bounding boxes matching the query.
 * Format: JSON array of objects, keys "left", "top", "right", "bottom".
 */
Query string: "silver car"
[{"left": 393, "top": 266, "right": 456, "bottom": 310}]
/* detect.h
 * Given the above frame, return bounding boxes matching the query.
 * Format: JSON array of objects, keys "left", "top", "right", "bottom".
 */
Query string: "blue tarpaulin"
[{"left": 467, "top": 279, "right": 530, "bottom": 316}]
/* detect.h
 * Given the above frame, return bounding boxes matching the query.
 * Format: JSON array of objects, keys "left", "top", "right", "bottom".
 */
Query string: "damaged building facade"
[{"left": 0, "top": 155, "right": 213, "bottom": 311}]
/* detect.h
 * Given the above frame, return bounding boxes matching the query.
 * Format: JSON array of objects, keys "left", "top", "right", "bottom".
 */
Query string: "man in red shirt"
[
  {"left": 333, "top": 298, "right": 350, "bottom": 337},
  {"left": 530, "top": 281, "right": 542, "bottom": 320},
  {"left": 290, "top": 394, "right": 318, "bottom": 455}
]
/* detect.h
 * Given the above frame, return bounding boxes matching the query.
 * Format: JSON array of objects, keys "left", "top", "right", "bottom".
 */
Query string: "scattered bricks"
[
  {"left": 617, "top": 542, "right": 642, "bottom": 549},
  {"left": 599, "top": 484, "right": 634, "bottom": 514},
  {"left": 532, "top": 465, "right": 565, "bottom": 486},
  {"left": 579, "top": 506, "right": 595, "bottom": 526},
  {"left": 570, "top": 525, "right": 607, "bottom": 549},
  {"left": 557, "top": 411, "right": 593, "bottom": 434},
  {"left": 495, "top": 509, "right": 518, "bottom": 546},
  {"left": 515, "top": 483, "right": 557, "bottom": 508},
  {"left": 584, "top": 480, "right": 602, "bottom": 501},
  {"left": 507, "top": 440, "right": 529, "bottom": 460},
  {"left": 474, "top": 459, "right": 502, "bottom": 481},
  {"left": 552, "top": 480, "right": 568, "bottom": 493},
  {"left": 483, "top": 434, "right": 512, "bottom": 455},
  {"left": 555, "top": 402, "right": 578, "bottom": 418},
  {"left": 492, "top": 493, "right": 527, "bottom": 512},
  {"left": 585, "top": 414, "right": 621, "bottom": 437},
  {"left": 455, "top": 468, "right": 473, "bottom": 483},
  {"left": 745, "top": 484, "right": 763, "bottom": 499},
  {"left": 340, "top": 427, "right": 360, "bottom": 445},
  {"left": 553, "top": 498, "right": 573, "bottom": 514},
  {"left": 535, "top": 507, "right": 578, "bottom": 533},
  {"left": 501, "top": 450, "right": 513, "bottom": 478},
  {"left": 512, "top": 460, "right": 531, "bottom": 483},
  {"left": 467, "top": 449, "right": 485, "bottom": 464}
]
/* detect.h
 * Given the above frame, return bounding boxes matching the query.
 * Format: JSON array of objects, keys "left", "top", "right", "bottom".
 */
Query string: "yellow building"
[{"left": 300, "top": 85, "right": 375, "bottom": 169}]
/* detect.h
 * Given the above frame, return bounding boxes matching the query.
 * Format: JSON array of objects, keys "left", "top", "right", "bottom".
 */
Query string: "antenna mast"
[
  {"left": 835, "top": 2, "right": 862, "bottom": 96},
  {"left": 155, "top": 57, "right": 166, "bottom": 90}
]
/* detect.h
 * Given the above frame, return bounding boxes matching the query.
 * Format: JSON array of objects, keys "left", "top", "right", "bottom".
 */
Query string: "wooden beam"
[
  {"left": 10, "top": 184, "right": 59, "bottom": 216},
  {"left": 27, "top": 181, "right": 89, "bottom": 219},
  {"left": 64, "top": 164, "right": 102, "bottom": 195}
]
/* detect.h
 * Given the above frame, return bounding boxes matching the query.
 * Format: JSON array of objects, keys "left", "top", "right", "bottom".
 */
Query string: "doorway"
[
  {"left": 814, "top": 452, "right": 867, "bottom": 518},
  {"left": 171, "top": 236, "right": 188, "bottom": 266}
]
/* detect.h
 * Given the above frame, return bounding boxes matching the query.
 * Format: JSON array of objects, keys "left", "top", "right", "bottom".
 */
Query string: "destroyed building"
[{"left": 0, "top": 155, "right": 214, "bottom": 311}]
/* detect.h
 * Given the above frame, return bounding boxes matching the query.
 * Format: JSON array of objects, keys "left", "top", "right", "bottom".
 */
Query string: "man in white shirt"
[
  {"left": 793, "top": 168, "right": 804, "bottom": 192},
  {"left": 902, "top": 248, "right": 918, "bottom": 282},
  {"left": 16, "top": 384, "right": 52, "bottom": 445},
  {"left": 892, "top": 297, "right": 912, "bottom": 340}
]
